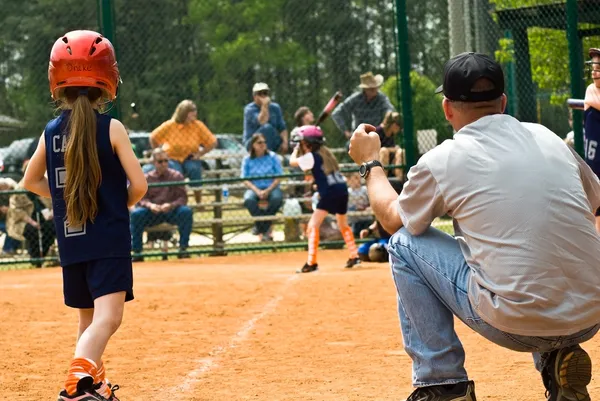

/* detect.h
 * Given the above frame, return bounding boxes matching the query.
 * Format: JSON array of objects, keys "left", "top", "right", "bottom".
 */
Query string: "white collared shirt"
[{"left": 397, "top": 114, "right": 600, "bottom": 336}]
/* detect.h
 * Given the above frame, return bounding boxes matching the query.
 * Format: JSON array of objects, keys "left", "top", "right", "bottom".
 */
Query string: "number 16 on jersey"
[{"left": 585, "top": 137, "right": 597, "bottom": 161}]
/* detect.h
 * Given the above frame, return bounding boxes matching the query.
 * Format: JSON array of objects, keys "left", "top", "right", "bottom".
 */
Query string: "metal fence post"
[
  {"left": 566, "top": 0, "right": 584, "bottom": 157},
  {"left": 97, "top": 0, "right": 122, "bottom": 120},
  {"left": 211, "top": 159, "right": 226, "bottom": 256},
  {"left": 395, "top": 0, "right": 416, "bottom": 170}
]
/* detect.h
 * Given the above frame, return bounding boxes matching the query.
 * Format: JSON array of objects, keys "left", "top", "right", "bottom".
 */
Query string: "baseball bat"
[
  {"left": 315, "top": 91, "right": 343, "bottom": 126},
  {"left": 567, "top": 98, "right": 584, "bottom": 110}
]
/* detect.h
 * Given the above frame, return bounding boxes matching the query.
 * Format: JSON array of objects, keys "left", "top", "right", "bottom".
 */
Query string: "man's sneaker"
[
  {"left": 57, "top": 377, "right": 106, "bottom": 401},
  {"left": 296, "top": 263, "right": 318, "bottom": 273},
  {"left": 542, "top": 345, "right": 592, "bottom": 401},
  {"left": 345, "top": 257, "right": 361, "bottom": 268},
  {"left": 404, "top": 381, "right": 476, "bottom": 401}
]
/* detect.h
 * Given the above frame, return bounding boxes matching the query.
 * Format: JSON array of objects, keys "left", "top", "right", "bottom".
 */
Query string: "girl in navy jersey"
[
  {"left": 289, "top": 125, "right": 360, "bottom": 273},
  {"left": 584, "top": 47, "right": 600, "bottom": 233},
  {"left": 23, "top": 30, "right": 147, "bottom": 401}
]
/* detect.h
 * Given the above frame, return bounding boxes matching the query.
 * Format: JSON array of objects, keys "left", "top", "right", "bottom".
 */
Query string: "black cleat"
[
  {"left": 345, "top": 257, "right": 361, "bottom": 268},
  {"left": 296, "top": 263, "right": 318, "bottom": 273}
]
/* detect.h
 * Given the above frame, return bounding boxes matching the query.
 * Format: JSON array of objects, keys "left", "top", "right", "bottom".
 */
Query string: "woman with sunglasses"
[{"left": 240, "top": 133, "right": 284, "bottom": 241}]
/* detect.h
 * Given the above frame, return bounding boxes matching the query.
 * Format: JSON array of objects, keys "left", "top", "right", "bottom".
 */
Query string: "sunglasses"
[
  {"left": 155, "top": 159, "right": 169, "bottom": 164},
  {"left": 256, "top": 91, "right": 270, "bottom": 97}
]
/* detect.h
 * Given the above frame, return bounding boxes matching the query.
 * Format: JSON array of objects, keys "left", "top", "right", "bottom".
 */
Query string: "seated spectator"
[
  {"left": 7, "top": 180, "right": 56, "bottom": 267},
  {"left": 0, "top": 178, "right": 22, "bottom": 254},
  {"left": 564, "top": 108, "right": 584, "bottom": 148},
  {"left": 131, "top": 149, "right": 193, "bottom": 261},
  {"left": 241, "top": 133, "right": 284, "bottom": 241},
  {"left": 358, "top": 220, "right": 392, "bottom": 262},
  {"left": 290, "top": 106, "right": 315, "bottom": 139},
  {"left": 357, "top": 178, "right": 402, "bottom": 262},
  {"left": 376, "top": 111, "right": 405, "bottom": 180},
  {"left": 149, "top": 99, "right": 217, "bottom": 204},
  {"left": 289, "top": 106, "right": 316, "bottom": 232},
  {"left": 243, "top": 82, "right": 288, "bottom": 154},
  {"left": 347, "top": 172, "right": 371, "bottom": 237}
]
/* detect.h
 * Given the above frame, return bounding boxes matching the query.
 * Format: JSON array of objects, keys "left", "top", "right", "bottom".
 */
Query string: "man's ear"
[
  {"left": 442, "top": 98, "right": 453, "bottom": 122},
  {"left": 500, "top": 94, "right": 508, "bottom": 113}
]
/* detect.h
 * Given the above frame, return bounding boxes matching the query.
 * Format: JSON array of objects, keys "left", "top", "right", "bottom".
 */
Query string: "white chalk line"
[{"left": 169, "top": 274, "right": 299, "bottom": 397}]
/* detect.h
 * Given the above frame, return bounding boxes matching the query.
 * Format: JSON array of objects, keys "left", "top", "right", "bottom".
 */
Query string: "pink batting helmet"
[{"left": 292, "top": 125, "right": 325, "bottom": 146}]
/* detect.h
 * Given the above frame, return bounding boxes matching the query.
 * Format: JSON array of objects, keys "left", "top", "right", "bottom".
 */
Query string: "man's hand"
[
  {"left": 160, "top": 203, "right": 172, "bottom": 212},
  {"left": 359, "top": 228, "right": 370, "bottom": 239},
  {"left": 258, "top": 190, "right": 267, "bottom": 200},
  {"left": 149, "top": 203, "right": 161, "bottom": 214},
  {"left": 260, "top": 96, "right": 271, "bottom": 106},
  {"left": 348, "top": 123, "right": 380, "bottom": 165}
]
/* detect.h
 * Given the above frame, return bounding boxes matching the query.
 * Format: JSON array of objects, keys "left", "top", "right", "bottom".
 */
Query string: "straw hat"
[{"left": 358, "top": 72, "right": 384, "bottom": 89}]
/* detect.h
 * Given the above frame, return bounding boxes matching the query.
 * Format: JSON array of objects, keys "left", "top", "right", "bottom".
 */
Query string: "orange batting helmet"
[{"left": 48, "top": 30, "right": 120, "bottom": 101}]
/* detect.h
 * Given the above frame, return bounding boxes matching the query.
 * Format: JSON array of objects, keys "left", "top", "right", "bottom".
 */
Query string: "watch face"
[{"left": 359, "top": 164, "right": 367, "bottom": 176}]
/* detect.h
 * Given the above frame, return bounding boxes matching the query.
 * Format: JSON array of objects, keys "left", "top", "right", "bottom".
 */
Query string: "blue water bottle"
[{"left": 222, "top": 184, "right": 229, "bottom": 203}]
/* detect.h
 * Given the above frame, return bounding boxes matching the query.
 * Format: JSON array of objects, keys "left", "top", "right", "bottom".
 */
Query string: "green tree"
[
  {"left": 381, "top": 71, "right": 452, "bottom": 153},
  {"left": 490, "top": 0, "right": 596, "bottom": 133},
  {"left": 406, "top": 0, "right": 450, "bottom": 81}
]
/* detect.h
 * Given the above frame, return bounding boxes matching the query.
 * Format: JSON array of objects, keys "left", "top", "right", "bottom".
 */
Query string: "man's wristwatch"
[{"left": 359, "top": 160, "right": 383, "bottom": 179}]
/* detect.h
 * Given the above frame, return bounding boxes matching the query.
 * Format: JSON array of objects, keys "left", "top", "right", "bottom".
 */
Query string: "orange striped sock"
[
  {"left": 95, "top": 361, "right": 112, "bottom": 399},
  {"left": 307, "top": 226, "right": 319, "bottom": 265},
  {"left": 64, "top": 357, "right": 98, "bottom": 396},
  {"left": 341, "top": 226, "right": 358, "bottom": 258}
]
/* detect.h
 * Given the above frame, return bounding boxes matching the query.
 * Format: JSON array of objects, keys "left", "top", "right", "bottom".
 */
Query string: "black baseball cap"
[{"left": 435, "top": 52, "right": 505, "bottom": 102}]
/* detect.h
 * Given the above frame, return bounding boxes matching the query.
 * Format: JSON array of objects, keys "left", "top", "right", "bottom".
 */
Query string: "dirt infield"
[{"left": 1, "top": 250, "right": 599, "bottom": 400}]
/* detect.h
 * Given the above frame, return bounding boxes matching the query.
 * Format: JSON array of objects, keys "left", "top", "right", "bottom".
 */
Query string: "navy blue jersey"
[
  {"left": 309, "top": 151, "right": 347, "bottom": 197},
  {"left": 44, "top": 111, "right": 131, "bottom": 266},
  {"left": 584, "top": 107, "right": 600, "bottom": 178}
]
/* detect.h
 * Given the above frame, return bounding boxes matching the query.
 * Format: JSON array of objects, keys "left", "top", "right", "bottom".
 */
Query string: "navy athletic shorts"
[
  {"left": 62, "top": 257, "right": 134, "bottom": 309},
  {"left": 317, "top": 186, "right": 349, "bottom": 215}
]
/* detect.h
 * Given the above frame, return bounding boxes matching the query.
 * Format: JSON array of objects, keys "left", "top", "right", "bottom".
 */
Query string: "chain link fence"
[
  {"left": 16, "top": 0, "right": 600, "bottom": 267},
  {"left": 446, "top": 0, "right": 600, "bottom": 141}
]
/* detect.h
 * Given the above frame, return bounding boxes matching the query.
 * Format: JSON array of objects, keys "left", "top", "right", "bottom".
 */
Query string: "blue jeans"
[
  {"left": 130, "top": 206, "right": 193, "bottom": 253},
  {"left": 387, "top": 226, "right": 600, "bottom": 387},
  {"left": 143, "top": 159, "right": 203, "bottom": 187},
  {"left": 243, "top": 188, "right": 283, "bottom": 234},
  {"left": 0, "top": 221, "right": 21, "bottom": 252}
]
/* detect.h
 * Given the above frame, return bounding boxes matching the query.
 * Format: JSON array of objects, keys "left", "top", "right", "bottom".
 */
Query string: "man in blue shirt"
[{"left": 243, "top": 82, "right": 289, "bottom": 154}]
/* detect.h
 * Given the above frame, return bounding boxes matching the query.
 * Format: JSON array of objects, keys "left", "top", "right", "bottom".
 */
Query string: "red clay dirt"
[{"left": 1, "top": 250, "right": 599, "bottom": 400}]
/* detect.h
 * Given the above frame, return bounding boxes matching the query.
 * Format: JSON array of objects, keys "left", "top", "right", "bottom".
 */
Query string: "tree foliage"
[
  {"left": 0, "top": 0, "right": 453, "bottom": 147},
  {"left": 381, "top": 71, "right": 452, "bottom": 148}
]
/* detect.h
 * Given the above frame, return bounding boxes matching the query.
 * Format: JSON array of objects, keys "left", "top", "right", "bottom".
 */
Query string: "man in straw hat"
[{"left": 332, "top": 71, "right": 395, "bottom": 144}]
